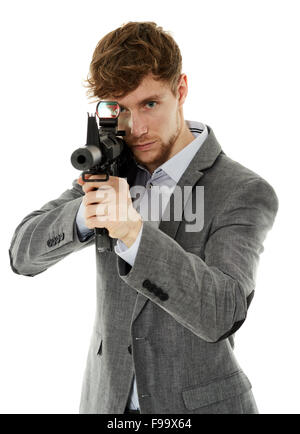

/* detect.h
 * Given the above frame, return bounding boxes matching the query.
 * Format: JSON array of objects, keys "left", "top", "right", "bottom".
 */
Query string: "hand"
[{"left": 78, "top": 174, "right": 143, "bottom": 248}]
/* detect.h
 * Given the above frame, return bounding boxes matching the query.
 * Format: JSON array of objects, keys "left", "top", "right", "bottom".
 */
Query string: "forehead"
[{"left": 113, "top": 74, "right": 172, "bottom": 107}]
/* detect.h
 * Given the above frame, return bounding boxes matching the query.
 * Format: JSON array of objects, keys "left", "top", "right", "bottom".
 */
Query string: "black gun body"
[{"left": 70, "top": 112, "right": 128, "bottom": 252}]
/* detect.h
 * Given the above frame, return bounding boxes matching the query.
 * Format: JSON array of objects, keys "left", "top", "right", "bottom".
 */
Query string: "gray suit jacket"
[{"left": 9, "top": 126, "right": 278, "bottom": 414}]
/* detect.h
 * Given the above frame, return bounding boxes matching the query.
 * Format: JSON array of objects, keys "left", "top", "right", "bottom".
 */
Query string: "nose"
[{"left": 129, "top": 112, "right": 148, "bottom": 137}]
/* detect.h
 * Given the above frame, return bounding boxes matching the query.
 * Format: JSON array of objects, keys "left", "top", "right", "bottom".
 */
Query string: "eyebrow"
[{"left": 118, "top": 94, "right": 164, "bottom": 109}]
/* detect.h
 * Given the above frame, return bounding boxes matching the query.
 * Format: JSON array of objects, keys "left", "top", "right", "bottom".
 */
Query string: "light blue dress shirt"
[{"left": 75, "top": 120, "right": 208, "bottom": 410}]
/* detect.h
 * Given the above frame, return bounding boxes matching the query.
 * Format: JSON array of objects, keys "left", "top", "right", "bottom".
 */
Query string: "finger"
[
  {"left": 82, "top": 180, "right": 108, "bottom": 193},
  {"left": 77, "top": 173, "right": 93, "bottom": 184},
  {"left": 83, "top": 183, "right": 115, "bottom": 194},
  {"left": 85, "top": 214, "right": 112, "bottom": 230},
  {"left": 86, "top": 202, "right": 118, "bottom": 219},
  {"left": 85, "top": 204, "right": 101, "bottom": 219},
  {"left": 85, "top": 203, "right": 111, "bottom": 219},
  {"left": 88, "top": 174, "right": 109, "bottom": 181},
  {"left": 82, "top": 182, "right": 98, "bottom": 194},
  {"left": 84, "top": 190, "right": 111, "bottom": 206},
  {"left": 85, "top": 216, "right": 111, "bottom": 229}
]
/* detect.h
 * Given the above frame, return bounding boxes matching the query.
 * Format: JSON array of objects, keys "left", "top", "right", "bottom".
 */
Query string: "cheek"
[{"left": 156, "top": 110, "right": 177, "bottom": 141}]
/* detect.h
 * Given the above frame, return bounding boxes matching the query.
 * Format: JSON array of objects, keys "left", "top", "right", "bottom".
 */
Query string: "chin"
[{"left": 134, "top": 150, "right": 155, "bottom": 160}]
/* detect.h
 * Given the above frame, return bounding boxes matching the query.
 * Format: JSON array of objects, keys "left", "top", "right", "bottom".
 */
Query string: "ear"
[{"left": 177, "top": 73, "right": 189, "bottom": 107}]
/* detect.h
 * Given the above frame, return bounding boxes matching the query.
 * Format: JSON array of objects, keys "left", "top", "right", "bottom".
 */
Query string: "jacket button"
[
  {"left": 148, "top": 285, "right": 156, "bottom": 293},
  {"left": 152, "top": 285, "right": 163, "bottom": 296},
  {"left": 142, "top": 279, "right": 152, "bottom": 289},
  {"left": 128, "top": 345, "right": 132, "bottom": 354}
]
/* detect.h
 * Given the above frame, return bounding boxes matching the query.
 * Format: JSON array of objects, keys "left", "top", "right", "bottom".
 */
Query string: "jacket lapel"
[
  {"left": 159, "top": 125, "right": 222, "bottom": 238},
  {"left": 128, "top": 125, "right": 223, "bottom": 324}
]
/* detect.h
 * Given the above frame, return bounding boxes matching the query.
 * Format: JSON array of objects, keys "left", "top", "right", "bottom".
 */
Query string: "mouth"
[{"left": 133, "top": 141, "right": 155, "bottom": 151}]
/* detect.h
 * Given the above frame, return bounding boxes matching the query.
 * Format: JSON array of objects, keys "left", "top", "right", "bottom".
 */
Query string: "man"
[{"left": 9, "top": 22, "right": 279, "bottom": 414}]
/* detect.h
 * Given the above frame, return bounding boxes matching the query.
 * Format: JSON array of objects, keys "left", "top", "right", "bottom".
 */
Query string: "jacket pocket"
[{"left": 182, "top": 370, "right": 252, "bottom": 410}]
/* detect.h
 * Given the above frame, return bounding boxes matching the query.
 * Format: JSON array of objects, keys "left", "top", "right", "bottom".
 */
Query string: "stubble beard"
[{"left": 133, "top": 111, "right": 182, "bottom": 171}]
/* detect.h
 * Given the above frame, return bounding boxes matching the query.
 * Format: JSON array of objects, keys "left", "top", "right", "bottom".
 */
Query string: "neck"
[{"left": 169, "top": 119, "right": 195, "bottom": 159}]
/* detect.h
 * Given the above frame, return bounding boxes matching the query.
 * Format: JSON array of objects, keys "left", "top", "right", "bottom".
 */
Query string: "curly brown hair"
[{"left": 84, "top": 21, "right": 182, "bottom": 102}]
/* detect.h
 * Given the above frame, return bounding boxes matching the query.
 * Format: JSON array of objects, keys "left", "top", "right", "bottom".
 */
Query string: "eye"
[{"left": 145, "top": 101, "right": 157, "bottom": 109}]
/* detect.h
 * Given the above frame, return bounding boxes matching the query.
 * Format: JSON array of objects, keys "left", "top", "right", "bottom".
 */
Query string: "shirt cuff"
[
  {"left": 114, "top": 222, "right": 143, "bottom": 267},
  {"left": 75, "top": 199, "right": 94, "bottom": 242}
]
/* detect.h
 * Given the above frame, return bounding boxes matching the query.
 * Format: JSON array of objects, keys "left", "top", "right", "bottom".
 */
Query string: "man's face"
[{"left": 108, "top": 74, "right": 187, "bottom": 174}]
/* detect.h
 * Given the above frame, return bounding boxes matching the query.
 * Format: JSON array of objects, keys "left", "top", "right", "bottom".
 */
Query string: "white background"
[{"left": 1, "top": 0, "right": 299, "bottom": 414}]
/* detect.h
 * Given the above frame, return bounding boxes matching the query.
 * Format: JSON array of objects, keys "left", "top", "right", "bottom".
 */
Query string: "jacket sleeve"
[
  {"left": 9, "top": 178, "right": 95, "bottom": 277},
  {"left": 117, "top": 178, "right": 279, "bottom": 343}
]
